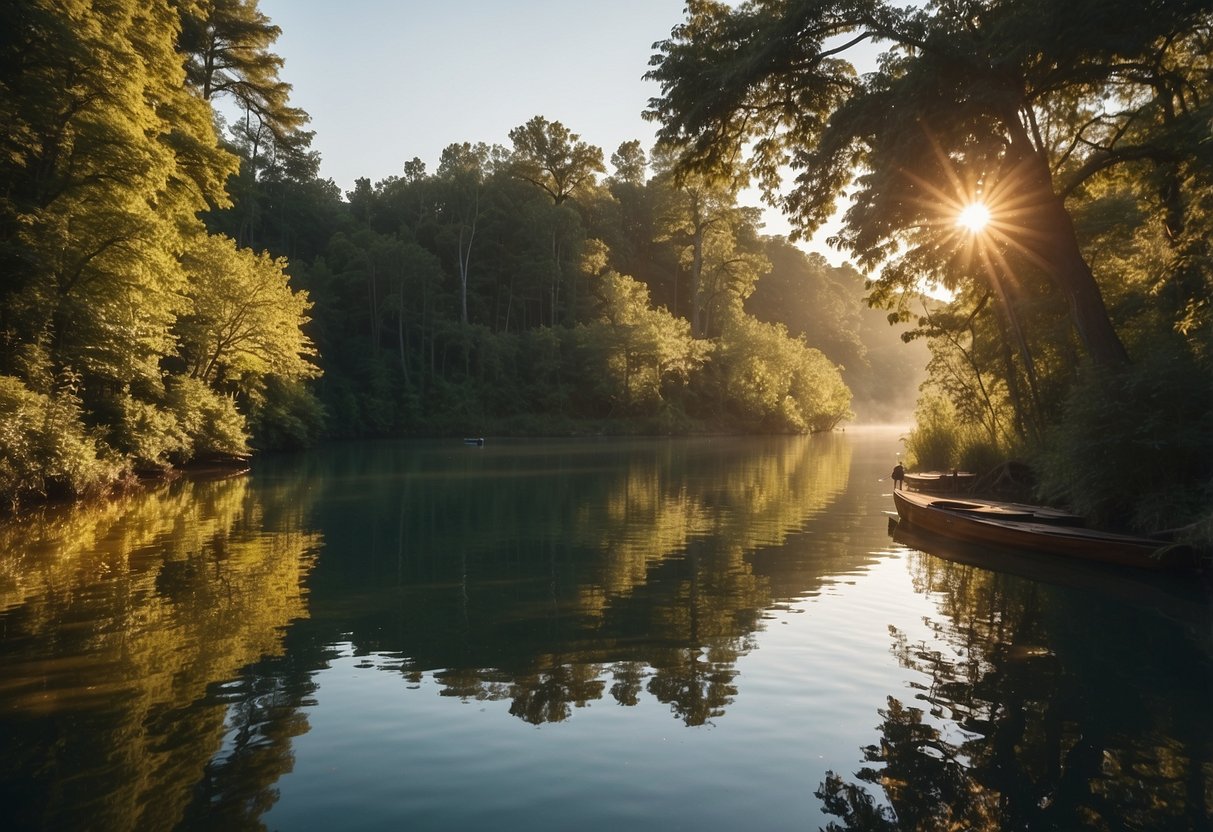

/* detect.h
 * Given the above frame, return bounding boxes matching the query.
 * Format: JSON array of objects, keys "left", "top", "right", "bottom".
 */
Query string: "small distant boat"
[
  {"left": 902, "top": 470, "right": 976, "bottom": 492},
  {"left": 463, "top": 437, "right": 485, "bottom": 447},
  {"left": 892, "top": 489, "right": 1195, "bottom": 571}
]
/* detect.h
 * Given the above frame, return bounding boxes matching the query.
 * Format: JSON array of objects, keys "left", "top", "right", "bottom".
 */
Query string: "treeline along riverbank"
[
  {"left": 3, "top": 0, "right": 1210, "bottom": 553},
  {"left": 0, "top": 0, "right": 923, "bottom": 510}
]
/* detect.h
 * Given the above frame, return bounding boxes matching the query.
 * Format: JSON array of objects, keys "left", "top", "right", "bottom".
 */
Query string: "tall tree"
[
  {"left": 176, "top": 0, "right": 307, "bottom": 143},
  {"left": 508, "top": 117, "right": 606, "bottom": 326},
  {"left": 609, "top": 140, "right": 648, "bottom": 186},
  {"left": 0, "top": 0, "right": 237, "bottom": 391},
  {"left": 176, "top": 0, "right": 323, "bottom": 256},
  {"left": 651, "top": 160, "right": 767, "bottom": 339},
  {"left": 436, "top": 143, "right": 492, "bottom": 326},
  {"left": 645, "top": 0, "right": 1212, "bottom": 369},
  {"left": 508, "top": 116, "right": 606, "bottom": 206}
]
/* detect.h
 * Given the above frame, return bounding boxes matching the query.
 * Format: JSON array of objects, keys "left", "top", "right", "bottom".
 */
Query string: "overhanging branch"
[{"left": 1059, "top": 144, "right": 1177, "bottom": 199}]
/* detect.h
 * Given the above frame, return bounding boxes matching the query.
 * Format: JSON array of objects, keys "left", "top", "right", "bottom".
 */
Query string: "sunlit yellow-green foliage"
[
  {"left": 3, "top": 1, "right": 234, "bottom": 386},
  {"left": 179, "top": 234, "right": 319, "bottom": 387},
  {"left": 167, "top": 375, "right": 252, "bottom": 458},
  {"left": 0, "top": 0, "right": 321, "bottom": 505},
  {"left": 112, "top": 375, "right": 251, "bottom": 469},
  {"left": 713, "top": 310, "right": 853, "bottom": 432},
  {"left": 0, "top": 374, "right": 122, "bottom": 507},
  {"left": 0, "top": 474, "right": 320, "bottom": 829},
  {"left": 577, "top": 271, "right": 706, "bottom": 412}
]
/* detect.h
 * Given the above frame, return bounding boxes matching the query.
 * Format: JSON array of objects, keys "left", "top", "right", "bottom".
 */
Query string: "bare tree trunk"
[
  {"left": 458, "top": 216, "right": 475, "bottom": 326},
  {"left": 398, "top": 291, "right": 411, "bottom": 387},
  {"left": 366, "top": 257, "right": 379, "bottom": 348}
]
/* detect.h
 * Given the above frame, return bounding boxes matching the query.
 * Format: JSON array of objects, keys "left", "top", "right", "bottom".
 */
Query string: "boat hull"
[{"left": 892, "top": 489, "right": 1194, "bottom": 571}]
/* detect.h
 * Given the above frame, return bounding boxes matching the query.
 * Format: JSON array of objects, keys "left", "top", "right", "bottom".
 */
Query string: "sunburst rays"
[{"left": 900, "top": 129, "right": 1063, "bottom": 285}]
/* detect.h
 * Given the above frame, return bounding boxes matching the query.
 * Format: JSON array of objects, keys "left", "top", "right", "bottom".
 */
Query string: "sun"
[{"left": 957, "top": 201, "right": 991, "bottom": 233}]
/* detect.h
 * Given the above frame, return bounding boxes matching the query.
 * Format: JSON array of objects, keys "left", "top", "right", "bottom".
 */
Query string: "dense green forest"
[
  {"left": 2, "top": 0, "right": 1210, "bottom": 546},
  {"left": 214, "top": 133, "right": 917, "bottom": 443},
  {"left": 0, "top": 0, "right": 920, "bottom": 509}
]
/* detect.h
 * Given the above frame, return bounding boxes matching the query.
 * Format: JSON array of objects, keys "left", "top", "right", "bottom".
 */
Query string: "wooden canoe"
[{"left": 892, "top": 488, "right": 1196, "bottom": 571}]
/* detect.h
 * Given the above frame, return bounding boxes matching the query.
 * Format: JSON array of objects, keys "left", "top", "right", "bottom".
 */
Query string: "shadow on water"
[{"left": 813, "top": 521, "right": 1213, "bottom": 832}]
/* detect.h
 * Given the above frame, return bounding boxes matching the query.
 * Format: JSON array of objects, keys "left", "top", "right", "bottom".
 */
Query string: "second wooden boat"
[{"left": 902, "top": 470, "right": 976, "bottom": 492}]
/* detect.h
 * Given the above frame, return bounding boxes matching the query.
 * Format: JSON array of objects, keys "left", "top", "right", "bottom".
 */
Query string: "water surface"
[{"left": 1, "top": 430, "right": 1209, "bottom": 830}]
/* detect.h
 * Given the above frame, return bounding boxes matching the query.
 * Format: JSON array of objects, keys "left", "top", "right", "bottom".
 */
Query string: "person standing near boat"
[{"left": 892, "top": 463, "right": 905, "bottom": 490}]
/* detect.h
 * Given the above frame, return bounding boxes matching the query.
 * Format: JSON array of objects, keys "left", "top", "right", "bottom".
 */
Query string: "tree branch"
[{"left": 1059, "top": 144, "right": 1177, "bottom": 199}]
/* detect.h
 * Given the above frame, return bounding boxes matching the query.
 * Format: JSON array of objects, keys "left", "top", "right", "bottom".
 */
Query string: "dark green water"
[{"left": 0, "top": 429, "right": 1209, "bottom": 831}]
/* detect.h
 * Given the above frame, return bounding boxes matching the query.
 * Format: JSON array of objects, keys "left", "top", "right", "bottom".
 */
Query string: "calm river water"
[{"left": 1, "top": 428, "right": 1210, "bottom": 831}]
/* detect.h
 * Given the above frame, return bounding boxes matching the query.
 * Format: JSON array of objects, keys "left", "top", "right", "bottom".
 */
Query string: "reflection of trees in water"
[
  {"left": 631, "top": 537, "right": 766, "bottom": 726},
  {"left": 0, "top": 438, "right": 857, "bottom": 828},
  {"left": 0, "top": 475, "right": 321, "bottom": 831},
  {"left": 290, "top": 436, "right": 853, "bottom": 725},
  {"left": 507, "top": 660, "right": 608, "bottom": 725},
  {"left": 817, "top": 552, "right": 1213, "bottom": 831},
  {"left": 178, "top": 643, "right": 332, "bottom": 831},
  {"left": 646, "top": 648, "right": 738, "bottom": 727}
]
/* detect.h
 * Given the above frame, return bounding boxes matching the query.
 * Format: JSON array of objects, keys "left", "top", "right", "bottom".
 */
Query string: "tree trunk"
[
  {"left": 458, "top": 221, "right": 474, "bottom": 326},
  {"left": 690, "top": 227, "right": 705, "bottom": 339},
  {"left": 1007, "top": 132, "right": 1130, "bottom": 368},
  {"left": 1037, "top": 191, "right": 1130, "bottom": 368},
  {"left": 398, "top": 292, "right": 410, "bottom": 387}
]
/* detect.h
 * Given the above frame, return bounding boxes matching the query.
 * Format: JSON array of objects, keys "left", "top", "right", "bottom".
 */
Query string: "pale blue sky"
[
  {"left": 257, "top": 0, "right": 865, "bottom": 259},
  {"left": 261, "top": 0, "right": 685, "bottom": 190}
]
